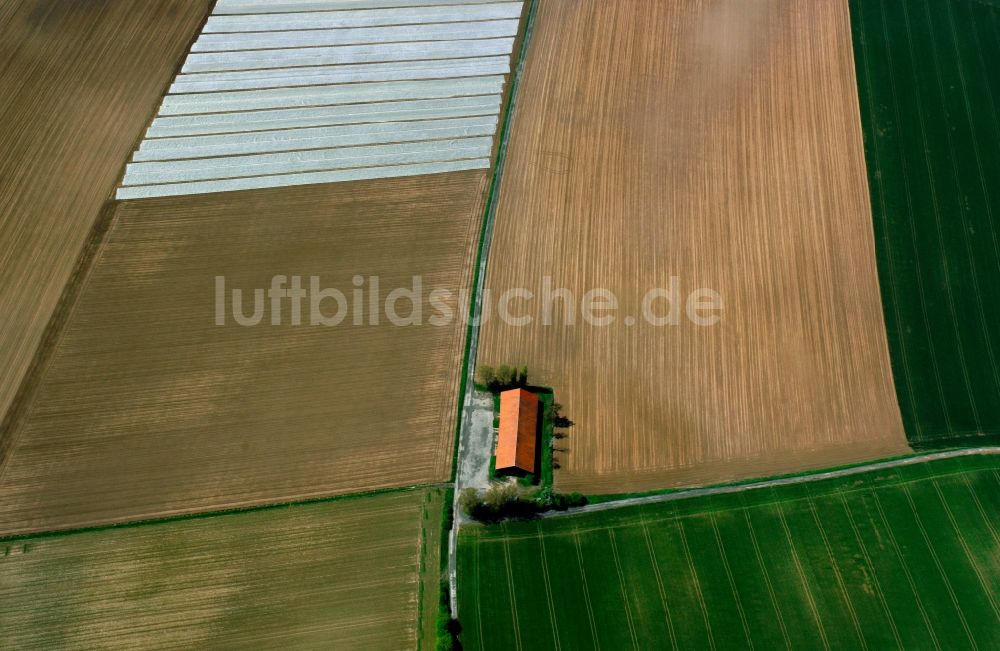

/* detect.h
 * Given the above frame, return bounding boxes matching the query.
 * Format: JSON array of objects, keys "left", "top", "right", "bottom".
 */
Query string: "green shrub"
[
  {"left": 460, "top": 482, "right": 587, "bottom": 522},
  {"left": 475, "top": 364, "right": 529, "bottom": 393}
]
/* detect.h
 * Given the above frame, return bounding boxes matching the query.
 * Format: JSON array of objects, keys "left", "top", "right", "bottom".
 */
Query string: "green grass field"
[
  {"left": 850, "top": 0, "right": 1000, "bottom": 443},
  {"left": 458, "top": 455, "right": 1000, "bottom": 650}
]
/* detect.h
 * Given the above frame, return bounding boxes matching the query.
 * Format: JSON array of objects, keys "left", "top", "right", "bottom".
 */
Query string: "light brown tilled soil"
[
  {"left": 478, "top": 0, "right": 909, "bottom": 493},
  {"left": 0, "top": 0, "right": 211, "bottom": 438},
  {"left": 0, "top": 173, "right": 487, "bottom": 535}
]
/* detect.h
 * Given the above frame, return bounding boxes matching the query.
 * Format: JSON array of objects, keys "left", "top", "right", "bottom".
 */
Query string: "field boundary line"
[
  {"left": 868, "top": 489, "right": 941, "bottom": 646},
  {"left": 501, "top": 537, "right": 524, "bottom": 651},
  {"left": 677, "top": 519, "right": 716, "bottom": 651},
  {"left": 0, "top": 0, "right": 218, "bottom": 480},
  {"left": 900, "top": 484, "right": 978, "bottom": 649},
  {"left": 838, "top": 493, "right": 905, "bottom": 650},
  {"left": 540, "top": 448, "right": 1000, "bottom": 520},
  {"left": 535, "top": 524, "right": 562, "bottom": 651},
  {"left": 0, "top": 481, "right": 449, "bottom": 543},
  {"left": 638, "top": 512, "right": 678, "bottom": 651},
  {"left": 0, "top": 203, "right": 121, "bottom": 481},
  {"left": 930, "top": 480, "right": 1000, "bottom": 619},
  {"left": 472, "top": 463, "right": 998, "bottom": 546},
  {"left": 708, "top": 513, "right": 754, "bottom": 650},
  {"left": 608, "top": 529, "right": 639, "bottom": 651},
  {"left": 741, "top": 506, "right": 792, "bottom": 650},
  {"left": 807, "top": 498, "right": 868, "bottom": 651},
  {"left": 449, "top": 0, "right": 539, "bottom": 616},
  {"left": 776, "top": 505, "right": 830, "bottom": 651},
  {"left": 572, "top": 529, "right": 601, "bottom": 651}
]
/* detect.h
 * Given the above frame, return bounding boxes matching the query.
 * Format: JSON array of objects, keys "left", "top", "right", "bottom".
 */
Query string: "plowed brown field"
[
  {"left": 478, "top": 0, "right": 909, "bottom": 493},
  {"left": 0, "top": 173, "right": 486, "bottom": 535},
  {"left": 0, "top": 489, "right": 445, "bottom": 650},
  {"left": 0, "top": 0, "right": 210, "bottom": 436}
]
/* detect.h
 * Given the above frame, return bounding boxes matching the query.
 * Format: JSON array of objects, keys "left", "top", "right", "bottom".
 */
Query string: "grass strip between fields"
[{"left": 448, "top": 0, "right": 539, "bottom": 483}]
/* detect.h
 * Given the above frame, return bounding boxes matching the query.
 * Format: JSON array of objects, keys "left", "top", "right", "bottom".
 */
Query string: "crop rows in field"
[
  {"left": 850, "top": 0, "right": 1000, "bottom": 443},
  {"left": 0, "top": 173, "right": 487, "bottom": 536},
  {"left": 0, "top": 489, "right": 445, "bottom": 650},
  {"left": 458, "top": 455, "right": 1000, "bottom": 650},
  {"left": 0, "top": 0, "right": 211, "bottom": 443},
  {"left": 477, "top": 0, "right": 907, "bottom": 493}
]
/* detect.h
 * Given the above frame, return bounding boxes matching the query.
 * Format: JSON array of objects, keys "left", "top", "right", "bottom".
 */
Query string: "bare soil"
[
  {"left": 0, "top": 172, "right": 487, "bottom": 535},
  {"left": 477, "top": 0, "right": 909, "bottom": 493},
  {"left": 0, "top": 0, "right": 211, "bottom": 437}
]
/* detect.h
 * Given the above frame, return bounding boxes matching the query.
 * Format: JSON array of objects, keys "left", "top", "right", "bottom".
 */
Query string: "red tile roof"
[{"left": 496, "top": 388, "right": 539, "bottom": 474}]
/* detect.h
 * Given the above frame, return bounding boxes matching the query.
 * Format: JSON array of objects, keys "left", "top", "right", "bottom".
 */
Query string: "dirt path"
[
  {"left": 540, "top": 447, "right": 1000, "bottom": 519},
  {"left": 448, "top": 0, "right": 540, "bottom": 618}
]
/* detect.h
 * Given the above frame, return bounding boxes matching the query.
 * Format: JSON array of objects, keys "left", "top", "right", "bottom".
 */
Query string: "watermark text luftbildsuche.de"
[{"left": 215, "top": 275, "right": 722, "bottom": 328}]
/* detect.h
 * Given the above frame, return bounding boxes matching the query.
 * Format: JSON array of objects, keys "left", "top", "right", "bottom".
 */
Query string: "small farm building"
[{"left": 495, "top": 388, "right": 539, "bottom": 475}]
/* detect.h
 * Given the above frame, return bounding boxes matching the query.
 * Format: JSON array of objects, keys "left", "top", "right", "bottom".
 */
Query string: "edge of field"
[
  {"left": 0, "top": 1, "right": 217, "bottom": 480},
  {"left": 583, "top": 443, "right": 997, "bottom": 504},
  {"left": 455, "top": 451, "right": 1000, "bottom": 649},
  {"left": 460, "top": 450, "right": 1000, "bottom": 540},
  {"left": 417, "top": 489, "right": 447, "bottom": 651},
  {"left": 0, "top": 484, "right": 439, "bottom": 545},
  {"left": 447, "top": 0, "right": 539, "bottom": 484}
]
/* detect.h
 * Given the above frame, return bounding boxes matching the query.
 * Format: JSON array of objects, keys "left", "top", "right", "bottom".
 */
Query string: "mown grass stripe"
[
  {"left": 775, "top": 504, "right": 830, "bottom": 651},
  {"left": 501, "top": 538, "right": 523, "bottom": 651},
  {"left": 572, "top": 529, "right": 601, "bottom": 651},
  {"left": 838, "top": 493, "right": 905, "bottom": 651},
  {"left": 608, "top": 530, "right": 639, "bottom": 650},
  {"left": 808, "top": 499, "right": 868, "bottom": 651},
  {"left": 961, "top": 474, "right": 1000, "bottom": 545},
  {"left": 899, "top": 485, "right": 978, "bottom": 649},
  {"left": 868, "top": 488, "right": 943, "bottom": 646},
  {"left": 535, "top": 524, "right": 562, "bottom": 651},
  {"left": 474, "top": 540, "right": 484, "bottom": 650},
  {"left": 708, "top": 513, "right": 754, "bottom": 650},
  {"left": 740, "top": 505, "right": 792, "bottom": 650},
  {"left": 676, "top": 519, "right": 716, "bottom": 651},
  {"left": 929, "top": 480, "right": 1000, "bottom": 620},
  {"left": 638, "top": 513, "right": 678, "bottom": 651}
]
